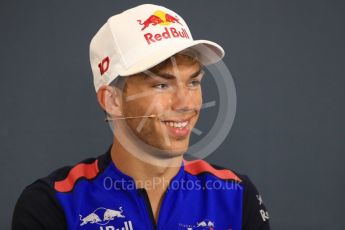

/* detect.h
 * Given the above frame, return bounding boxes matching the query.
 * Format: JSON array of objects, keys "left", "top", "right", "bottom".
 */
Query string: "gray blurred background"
[{"left": 1, "top": 0, "right": 345, "bottom": 229}]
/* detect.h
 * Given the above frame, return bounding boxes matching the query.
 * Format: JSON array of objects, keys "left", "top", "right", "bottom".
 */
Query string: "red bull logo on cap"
[
  {"left": 137, "top": 10, "right": 182, "bottom": 31},
  {"left": 137, "top": 10, "right": 190, "bottom": 45}
]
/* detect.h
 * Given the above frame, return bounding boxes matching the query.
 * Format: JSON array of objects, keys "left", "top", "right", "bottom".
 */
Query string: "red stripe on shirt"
[
  {"left": 184, "top": 159, "right": 241, "bottom": 182},
  {"left": 54, "top": 160, "right": 99, "bottom": 192}
]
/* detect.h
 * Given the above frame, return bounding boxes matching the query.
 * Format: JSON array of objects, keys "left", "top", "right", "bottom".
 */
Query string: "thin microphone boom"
[
  {"left": 105, "top": 114, "right": 156, "bottom": 121},
  {"left": 105, "top": 103, "right": 206, "bottom": 122}
]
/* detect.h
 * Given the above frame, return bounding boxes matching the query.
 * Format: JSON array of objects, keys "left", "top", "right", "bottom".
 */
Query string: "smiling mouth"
[
  {"left": 161, "top": 120, "right": 189, "bottom": 128},
  {"left": 159, "top": 115, "right": 194, "bottom": 128},
  {"left": 160, "top": 119, "right": 191, "bottom": 139}
]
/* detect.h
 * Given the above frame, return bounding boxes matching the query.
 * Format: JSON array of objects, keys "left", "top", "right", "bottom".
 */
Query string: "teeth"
[{"left": 163, "top": 121, "right": 188, "bottom": 128}]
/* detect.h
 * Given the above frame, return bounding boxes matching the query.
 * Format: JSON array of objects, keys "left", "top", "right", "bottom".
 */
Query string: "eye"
[
  {"left": 188, "top": 70, "right": 204, "bottom": 88},
  {"left": 188, "top": 79, "right": 201, "bottom": 88},
  {"left": 153, "top": 83, "right": 169, "bottom": 90}
]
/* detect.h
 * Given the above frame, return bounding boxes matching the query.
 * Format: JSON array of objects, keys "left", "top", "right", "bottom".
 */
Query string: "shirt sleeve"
[
  {"left": 241, "top": 175, "right": 270, "bottom": 230},
  {"left": 12, "top": 180, "right": 67, "bottom": 230}
]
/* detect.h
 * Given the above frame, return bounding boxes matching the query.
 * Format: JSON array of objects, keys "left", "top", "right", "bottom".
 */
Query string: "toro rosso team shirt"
[{"left": 13, "top": 147, "right": 270, "bottom": 230}]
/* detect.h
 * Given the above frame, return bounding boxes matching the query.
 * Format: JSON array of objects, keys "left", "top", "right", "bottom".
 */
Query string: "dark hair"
[{"left": 109, "top": 75, "right": 128, "bottom": 92}]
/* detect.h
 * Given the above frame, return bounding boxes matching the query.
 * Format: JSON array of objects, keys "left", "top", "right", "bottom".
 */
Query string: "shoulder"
[
  {"left": 12, "top": 149, "right": 112, "bottom": 229},
  {"left": 183, "top": 159, "right": 270, "bottom": 229},
  {"left": 41, "top": 149, "right": 112, "bottom": 193},
  {"left": 50, "top": 156, "right": 100, "bottom": 193},
  {"left": 183, "top": 158, "right": 244, "bottom": 183},
  {"left": 12, "top": 179, "right": 66, "bottom": 229}
]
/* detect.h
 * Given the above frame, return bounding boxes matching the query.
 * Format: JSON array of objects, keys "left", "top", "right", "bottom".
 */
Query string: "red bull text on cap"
[{"left": 143, "top": 27, "right": 190, "bottom": 45}]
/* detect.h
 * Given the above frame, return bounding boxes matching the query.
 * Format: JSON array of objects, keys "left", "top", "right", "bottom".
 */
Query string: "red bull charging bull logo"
[
  {"left": 79, "top": 206, "right": 134, "bottom": 229},
  {"left": 137, "top": 10, "right": 190, "bottom": 45},
  {"left": 178, "top": 219, "right": 216, "bottom": 230}
]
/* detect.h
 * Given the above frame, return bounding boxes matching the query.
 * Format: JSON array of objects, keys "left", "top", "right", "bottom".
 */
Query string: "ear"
[{"left": 97, "top": 85, "right": 123, "bottom": 118}]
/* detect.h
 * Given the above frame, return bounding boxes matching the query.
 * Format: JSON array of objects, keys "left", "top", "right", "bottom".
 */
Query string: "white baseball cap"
[{"left": 90, "top": 4, "right": 225, "bottom": 92}]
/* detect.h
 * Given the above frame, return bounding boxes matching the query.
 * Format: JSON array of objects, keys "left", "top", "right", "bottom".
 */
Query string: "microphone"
[
  {"left": 105, "top": 114, "right": 157, "bottom": 122},
  {"left": 104, "top": 103, "right": 208, "bottom": 122}
]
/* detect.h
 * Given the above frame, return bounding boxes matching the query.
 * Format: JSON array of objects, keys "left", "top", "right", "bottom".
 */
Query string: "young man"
[{"left": 12, "top": 4, "right": 270, "bottom": 230}]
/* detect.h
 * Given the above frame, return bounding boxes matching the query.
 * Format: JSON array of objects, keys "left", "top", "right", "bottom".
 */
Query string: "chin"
[
  {"left": 156, "top": 148, "right": 187, "bottom": 159},
  {"left": 145, "top": 141, "right": 189, "bottom": 158},
  {"left": 162, "top": 142, "right": 190, "bottom": 155}
]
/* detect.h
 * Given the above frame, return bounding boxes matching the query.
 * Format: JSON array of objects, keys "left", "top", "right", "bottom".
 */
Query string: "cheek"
[
  {"left": 190, "top": 90, "right": 203, "bottom": 107},
  {"left": 198, "top": 90, "right": 203, "bottom": 103},
  {"left": 123, "top": 95, "right": 169, "bottom": 118},
  {"left": 153, "top": 98, "right": 169, "bottom": 114}
]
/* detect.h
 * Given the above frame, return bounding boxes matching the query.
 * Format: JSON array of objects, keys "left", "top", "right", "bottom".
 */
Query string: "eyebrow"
[{"left": 144, "top": 68, "right": 203, "bottom": 81}]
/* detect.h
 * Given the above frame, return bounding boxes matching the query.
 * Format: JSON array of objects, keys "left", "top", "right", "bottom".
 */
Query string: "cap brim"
[{"left": 118, "top": 40, "right": 225, "bottom": 76}]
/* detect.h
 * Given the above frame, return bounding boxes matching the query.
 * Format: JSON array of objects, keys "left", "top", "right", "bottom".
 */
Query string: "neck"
[{"left": 110, "top": 137, "right": 183, "bottom": 190}]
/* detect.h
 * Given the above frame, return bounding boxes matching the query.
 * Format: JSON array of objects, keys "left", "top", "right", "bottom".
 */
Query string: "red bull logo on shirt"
[
  {"left": 79, "top": 206, "right": 134, "bottom": 229},
  {"left": 178, "top": 219, "right": 216, "bottom": 230},
  {"left": 137, "top": 10, "right": 190, "bottom": 45}
]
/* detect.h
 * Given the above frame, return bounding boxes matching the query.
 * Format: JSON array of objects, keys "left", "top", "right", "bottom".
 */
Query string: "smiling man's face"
[{"left": 120, "top": 53, "right": 203, "bottom": 155}]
